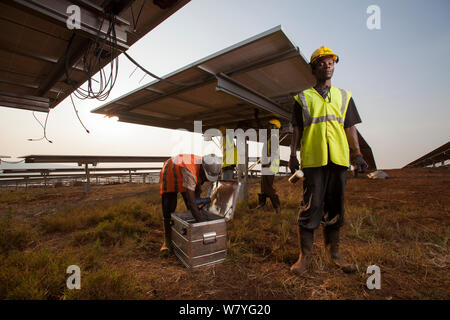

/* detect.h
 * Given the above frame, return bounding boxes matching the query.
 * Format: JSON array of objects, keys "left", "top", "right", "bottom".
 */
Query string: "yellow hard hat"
[
  {"left": 269, "top": 119, "right": 281, "bottom": 129},
  {"left": 310, "top": 46, "right": 339, "bottom": 65}
]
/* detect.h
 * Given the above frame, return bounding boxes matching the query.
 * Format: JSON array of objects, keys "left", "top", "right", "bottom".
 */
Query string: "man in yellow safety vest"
[{"left": 288, "top": 46, "right": 368, "bottom": 275}]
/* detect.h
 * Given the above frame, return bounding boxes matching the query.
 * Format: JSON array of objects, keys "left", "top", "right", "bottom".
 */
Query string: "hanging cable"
[
  {"left": 70, "top": 94, "right": 90, "bottom": 134},
  {"left": 64, "top": 13, "right": 119, "bottom": 101},
  {"left": 130, "top": 0, "right": 147, "bottom": 31},
  {"left": 28, "top": 111, "right": 53, "bottom": 143},
  {"left": 123, "top": 51, "right": 207, "bottom": 87}
]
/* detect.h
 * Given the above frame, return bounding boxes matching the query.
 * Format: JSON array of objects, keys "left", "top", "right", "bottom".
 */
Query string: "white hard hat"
[{"left": 202, "top": 154, "right": 222, "bottom": 182}]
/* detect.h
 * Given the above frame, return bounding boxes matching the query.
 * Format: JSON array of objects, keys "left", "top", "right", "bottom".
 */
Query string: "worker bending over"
[
  {"left": 159, "top": 153, "right": 222, "bottom": 252},
  {"left": 289, "top": 46, "right": 368, "bottom": 274}
]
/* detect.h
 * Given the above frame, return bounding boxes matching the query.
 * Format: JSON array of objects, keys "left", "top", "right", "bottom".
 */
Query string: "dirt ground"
[{"left": 0, "top": 167, "right": 448, "bottom": 300}]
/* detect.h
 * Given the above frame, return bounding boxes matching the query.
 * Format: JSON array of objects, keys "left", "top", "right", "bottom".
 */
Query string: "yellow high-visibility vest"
[
  {"left": 262, "top": 133, "right": 280, "bottom": 174},
  {"left": 268, "top": 133, "right": 280, "bottom": 174},
  {"left": 294, "top": 86, "right": 351, "bottom": 168},
  {"left": 222, "top": 133, "right": 238, "bottom": 167}
]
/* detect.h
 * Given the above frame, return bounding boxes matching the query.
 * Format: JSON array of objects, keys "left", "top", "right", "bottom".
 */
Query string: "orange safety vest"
[{"left": 159, "top": 154, "right": 202, "bottom": 195}]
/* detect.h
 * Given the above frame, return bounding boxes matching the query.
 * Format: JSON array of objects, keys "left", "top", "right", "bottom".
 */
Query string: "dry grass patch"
[
  {"left": 0, "top": 248, "right": 73, "bottom": 299},
  {"left": 63, "top": 267, "right": 143, "bottom": 300},
  {"left": 0, "top": 214, "right": 34, "bottom": 255},
  {"left": 0, "top": 168, "right": 448, "bottom": 300}
]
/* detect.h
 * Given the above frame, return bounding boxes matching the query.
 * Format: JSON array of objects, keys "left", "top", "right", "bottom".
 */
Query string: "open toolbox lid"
[{"left": 204, "top": 180, "right": 241, "bottom": 222}]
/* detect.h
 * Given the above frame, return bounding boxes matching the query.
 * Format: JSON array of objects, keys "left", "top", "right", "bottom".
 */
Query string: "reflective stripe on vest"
[
  {"left": 296, "top": 88, "right": 348, "bottom": 127},
  {"left": 294, "top": 86, "right": 351, "bottom": 168},
  {"left": 159, "top": 154, "right": 201, "bottom": 195}
]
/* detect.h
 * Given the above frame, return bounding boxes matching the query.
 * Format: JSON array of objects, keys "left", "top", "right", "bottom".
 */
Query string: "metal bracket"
[
  {"left": 13, "top": 0, "right": 130, "bottom": 50},
  {"left": 215, "top": 73, "right": 291, "bottom": 120},
  {"left": 0, "top": 91, "right": 50, "bottom": 113}
]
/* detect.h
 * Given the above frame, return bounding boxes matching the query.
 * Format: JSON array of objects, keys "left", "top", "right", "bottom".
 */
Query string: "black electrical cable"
[
  {"left": 74, "top": 14, "right": 118, "bottom": 100},
  {"left": 130, "top": 0, "right": 147, "bottom": 31},
  {"left": 30, "top": 12, "right": 120, "bottom": 143},
  {"left": 123, "top": 51, "right": 207, "bottom": 87},
  {"left": 64, "top": 13, "right": 119, "bottom": 101}
]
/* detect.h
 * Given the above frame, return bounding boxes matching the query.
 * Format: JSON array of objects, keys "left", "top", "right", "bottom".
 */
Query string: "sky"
[{"left": 0, "top": 0, "right": 449, "bottom": 169}]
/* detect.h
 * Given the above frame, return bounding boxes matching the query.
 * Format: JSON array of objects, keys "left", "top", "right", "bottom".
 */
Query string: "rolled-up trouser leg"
[{"left": 161, "top": 192, "right": 178, "bottom": 250}]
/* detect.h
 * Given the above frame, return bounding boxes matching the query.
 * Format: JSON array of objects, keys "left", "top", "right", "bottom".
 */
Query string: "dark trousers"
[
  {"left": 161, "top": 192, "right": 189, "bottom": 220},
  {"left": 161, "top": 192, "right": 190, "bottom": 243},
  {"left": 261, "top": 173, "right": 276, "bottom": 197},
  {"left": 298, "top": 163, "right": 347, "bottom": 230}
]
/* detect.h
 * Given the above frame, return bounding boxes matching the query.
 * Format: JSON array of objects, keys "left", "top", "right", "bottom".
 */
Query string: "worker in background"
[
  {"left": 255, "top": 118, "right": 281, "bottom": 213},
  {"left": 219, "top": 126, "right": 238, "bottom": 180},
  {"left": 159, "top": 153, "right": 222, "bottom": 252},
  {"left": 288, "top": 46, "right": 368, "bottom": 275}
]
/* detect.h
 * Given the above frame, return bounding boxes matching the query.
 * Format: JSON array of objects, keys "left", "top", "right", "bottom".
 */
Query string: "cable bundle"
[{"left": 65, "top": 13, "right": 119, "bottom": 101}]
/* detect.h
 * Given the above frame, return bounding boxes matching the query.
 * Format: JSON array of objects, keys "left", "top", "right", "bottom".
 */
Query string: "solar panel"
[
  {"left": 404, "top": 141, "right": 449, "bottom": 168},
  {"left": 21, "top": 155, "right": 169, "bottom": 164},
  {"left": 92, "top": 26, "right": 316, "bottom": 135},
  {"left": 0, "top": 0, "right": 190, "bottom": 112}
]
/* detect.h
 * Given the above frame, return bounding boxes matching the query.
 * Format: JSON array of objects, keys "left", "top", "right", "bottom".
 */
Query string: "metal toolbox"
[{"left": 171, "top": 180, "right": 241, "bottom": 268}]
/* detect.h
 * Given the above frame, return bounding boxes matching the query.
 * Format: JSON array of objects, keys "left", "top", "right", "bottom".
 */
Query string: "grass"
[
  {"left": 0, "top": 190, "right": 38, "bottom": 204},
  {"left": 0, "top": 214, "right": 34, "bottom": 255},
  {"left": 0, "top": 247, "right": 144, "bottom": 300},
  {"left": 71, "top": 214, "right": 147, "bottom": 246},
  {"left": 0, "top": 168, "right": 448, "bottom": 299},
  {"left": 0, "top": 248, "right": 72, "bottom": 299},
  {"left": 63, "top": 267, "right": 143, "bottom": 300}
]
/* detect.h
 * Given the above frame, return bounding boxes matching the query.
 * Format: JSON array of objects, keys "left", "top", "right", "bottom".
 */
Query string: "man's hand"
[
  {"left": 289, "top": 155, "right": 300, "bottom": 173},
  {"left": 353, "top": 154, "right": 368, "bottom": 173},
  {"left": 186, "top": 189, "right": 206, "bottom": 222}
]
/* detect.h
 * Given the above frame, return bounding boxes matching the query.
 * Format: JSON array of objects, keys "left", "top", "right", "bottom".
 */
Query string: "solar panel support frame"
[
  {"left": 215, "top": 73, "right": 291, "bottom": 120},
  {"left": 12, "top": 0, "right": 130, "bottom": 50}
]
